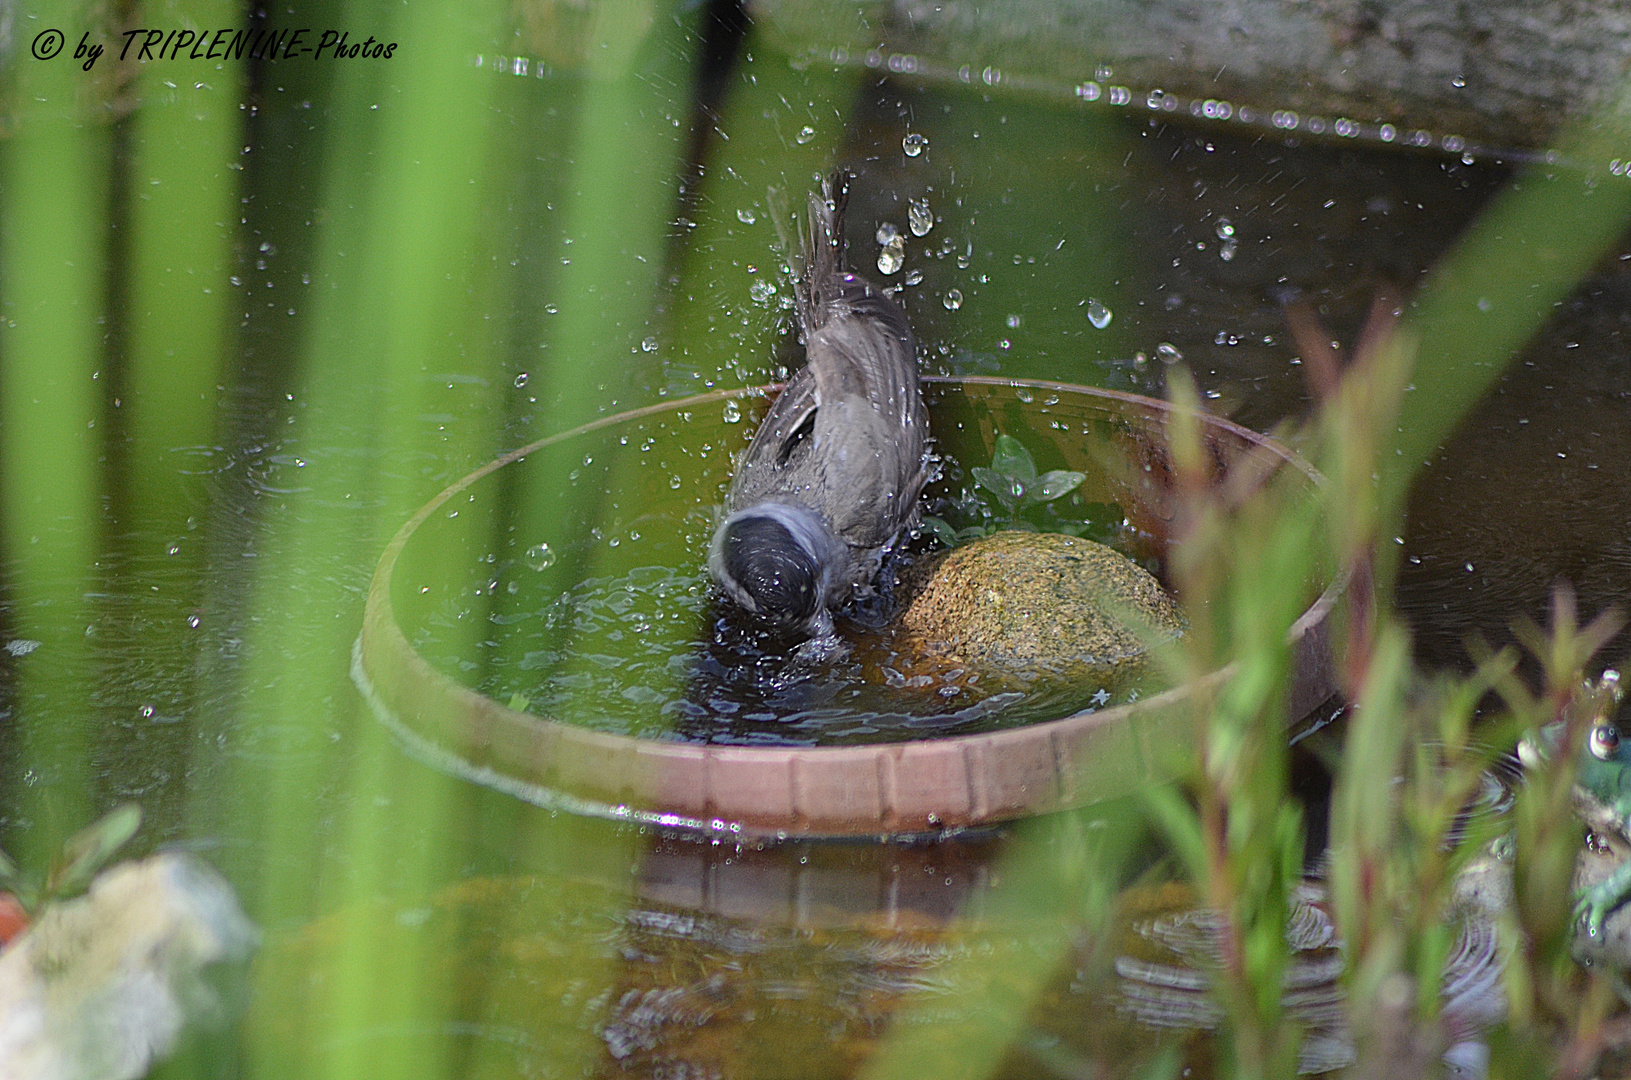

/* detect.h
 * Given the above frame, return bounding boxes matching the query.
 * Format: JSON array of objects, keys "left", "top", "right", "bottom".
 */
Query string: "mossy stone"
[{"left": 893, "top": 531, "right": 1182, "bottom": 682}]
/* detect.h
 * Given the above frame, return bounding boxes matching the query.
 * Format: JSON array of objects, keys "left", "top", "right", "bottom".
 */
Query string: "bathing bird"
[{"left": 707, "top": 170, "right": 930, "bottom": 639}]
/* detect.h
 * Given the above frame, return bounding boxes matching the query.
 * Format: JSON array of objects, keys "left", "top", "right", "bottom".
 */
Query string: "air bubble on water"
[
  {"left": 186, "top": 614, "right": 202, "bottom": 629},
  {"left": 908, "top": 198, "right": 933, "bottom": 236},
  {"left": 1015, "top": 387, "right": 1033, "bottom": 403},
  {"left": 167, "top": 542, "right": 181, "bottom": 555},
  {"left": 526, "top": 543, "right": 557, "bottom": 571},
  {"left": 943, "top": 289, "right": 963, "bottom": 310},
  {"left": 1006, "top": 313, "right": 1022, "bottom": 329},
  {"left": 641, "top": 336, "right": 659, "bottom": 352},
  {"left": 722, "top": 400, "right": 742, "bottom": 424},
  {"left": 904, "top": 269, "right": 923, "bottom": 286},
  {"left": 1477, "top": 297, "right": 1491, "bottom": 312},
  {"left": 876, "top": 222, "right": 901, "bottom": 246},
  {"left": 1451, "top": 74, "right": 1466, "bottom": 88},
  {"left": 796, "top": 125, "right": 816, "bottom": 144},
  {"left": 749, "top": 280, "right": 777, "bottom": 302},
  {"left": 737, "top": 207, "right": 757, "bottom": 225},
  {"left": 877, "top": 239, "right": 905, "bottom": 275},
  {"left": 1214, "top": 218, "right": 1235, "bottom": 239},
  {"left": 669, "top": 475, "right": 683, "bottom": 489},
  {"left": 139, "top": 704, "right": 155, "bottom": 719},
  {"left": 903, "top": 132, "right": 928, "bottom": 157},
  {"left": 1219, "top": 238, "right": 1238, "bottom": 261},
  {"left": 1157, "top": 342, "right": 1183, "bottom": 364},
  {"left": 1086, "top": 298, "right": 1112, "bottom": 329}
]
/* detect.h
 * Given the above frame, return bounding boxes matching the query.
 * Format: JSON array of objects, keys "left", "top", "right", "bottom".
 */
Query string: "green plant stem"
[{"left": 0, "top": 1, "right": 109, "bottom": 863}]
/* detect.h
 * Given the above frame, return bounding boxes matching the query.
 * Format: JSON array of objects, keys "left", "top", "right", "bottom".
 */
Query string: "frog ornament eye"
[{"left": 1589, "top": 724, "right": 1621, "bottom": 761}]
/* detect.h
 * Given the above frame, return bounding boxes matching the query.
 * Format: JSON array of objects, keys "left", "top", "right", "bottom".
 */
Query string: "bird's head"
[{"left": 707, "top": 502, "right": 847, "bottom": 639}]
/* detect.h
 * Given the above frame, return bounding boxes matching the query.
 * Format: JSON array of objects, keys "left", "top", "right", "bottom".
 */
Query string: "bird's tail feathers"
[{"left": 801, "top": 169, "right": 850, "bottom": 332}]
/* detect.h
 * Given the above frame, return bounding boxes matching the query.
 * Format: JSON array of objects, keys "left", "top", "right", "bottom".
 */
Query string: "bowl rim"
[{"left": 353, "top": 376, "right": 1340, "bottom": 839}]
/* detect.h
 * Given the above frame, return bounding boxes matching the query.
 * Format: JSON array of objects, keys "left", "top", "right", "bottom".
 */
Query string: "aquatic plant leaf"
[
  {"left": 972, "top": 466, "right": 1023, "bottom": 511},
  {"left": 989, "top": 433, "right": 1037, "bottom": 480},
  {"left": 49, "top": 803, "right": 141, "bottom": 899},
  {"left": 1033, "top": 469, "right": 1085, "bottom": 502},
  {"left": 921, "top": 514, "right": 959, "bottom": 547}
]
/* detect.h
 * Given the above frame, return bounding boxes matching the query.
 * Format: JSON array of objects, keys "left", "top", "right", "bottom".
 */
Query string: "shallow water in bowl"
[
  {"left": 396, "top": 380, "right": 1183, "bottom": 746},
  {"left": 451, "top": 550, "right": 1146, "bottom": 747}
]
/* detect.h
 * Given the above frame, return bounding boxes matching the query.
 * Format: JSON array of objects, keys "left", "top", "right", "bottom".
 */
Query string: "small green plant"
[
  {"left": 0, "top": 803, "right": 142, "bottom": 913},
  {"left": 923, "top": 433, "right": 1117, "bottom": 546}
]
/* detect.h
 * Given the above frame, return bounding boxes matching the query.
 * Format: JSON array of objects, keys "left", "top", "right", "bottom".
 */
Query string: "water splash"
[
  {"left": 908, "top": 198, "right": 934, "bottom": 237},
  {"left": 878, "top": 239, "right": 906, "bottom": 276},
  {"left": 525, "top": 543, "right": 556, "bottom": 571}
]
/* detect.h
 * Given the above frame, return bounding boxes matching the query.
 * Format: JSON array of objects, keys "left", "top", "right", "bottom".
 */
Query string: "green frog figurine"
[{"left": 1522, "top": 670, "right": 1630, "bottom": 937}]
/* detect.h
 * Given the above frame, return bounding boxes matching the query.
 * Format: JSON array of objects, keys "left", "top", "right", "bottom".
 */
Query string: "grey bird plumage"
[{"left": 707, "top": 171, "right": 930, "bottom": 639}]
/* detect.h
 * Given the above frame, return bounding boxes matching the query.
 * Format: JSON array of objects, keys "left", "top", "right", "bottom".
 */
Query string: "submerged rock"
[{"left": 894, "top": 530, "right": 1182, "bottom": 686}]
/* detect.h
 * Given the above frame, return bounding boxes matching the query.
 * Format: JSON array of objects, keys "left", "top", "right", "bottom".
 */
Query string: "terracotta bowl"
[{"left": 352, "top": 377, "right": 1340, "bottom": 839}]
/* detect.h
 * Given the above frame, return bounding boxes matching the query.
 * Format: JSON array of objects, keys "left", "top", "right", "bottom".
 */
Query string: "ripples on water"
[{"left": 438, "top": 537, "right": 1149, "bottom": 747}]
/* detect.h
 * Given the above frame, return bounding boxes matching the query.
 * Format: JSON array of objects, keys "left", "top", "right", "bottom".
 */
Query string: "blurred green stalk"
[
  {"left": 0, "top": 3, "right": 109, "bottom": 862},
  {"left": 124, "top": 0, "right": 241, "bottom": 510},
  {"left": 122, "top": 0, "right": 244, "bottom": 841},
  {"left": 226, "top": 1, "right": 519, "bottom": 1077},
  {"left": 1383, "top": 92, "right": 1631, "bottom": 529}
]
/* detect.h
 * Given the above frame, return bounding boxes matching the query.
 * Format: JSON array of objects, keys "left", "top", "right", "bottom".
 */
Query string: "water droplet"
[
  {"left": 1156, "top": 342, "right": 1183, "bottom": 364},
  {"left": 186, "top": 614, "right": 202, "bottom": 628},
  {"left": 1214, "top": 218, "right": 1235, "bottom": 239},
  {"left": 1086, "top": 298, "right": 1112, "bottom": 329},
  {"left": 876, "top": 221, "right": 900, "bottom": 246},
  {"left": 737, "top": 207, "right": 756, "bottom": 225},
  {"left": 641, "top": 336, "right": 659, "bottom": 352},
  {"left": 904, "top": 269, "right": 923, "bottom": 286},
  {"left": 722, "top": 400, "right": 742, "bottom": 424},
  {"left": 943, "top": 289, "right": 963, "bottom": 310},
  {"left": 795, "top": 125, "right": 816, "bottom": 144},
  {"left": 908, "top": 198, "right": 933, "bottom": 236},
  {"left": 749, "top": 279, "right": 777, "bottom": 302},
  {"left": 877, "top": 239, "right": 905, "bottom": 276},
  {"left": 1006, "top": 313, "right": 1022, "bottom": 329},
  {"left": 139, "top": 704, "right": 155, "bottom": 719},
  {"left": 903, "top": 132, "right": 928, "bottom": 157},
  {"left": 669, "top": 475, "right": 683, "bottom": 490},
  {"left": 526, "top": 543, "right": 556, "bottom": 571},
  {"left": 167, "top": 542, "right": 182, "bottom": 555},
  {"left": 1451, "top": 74, "right": 1466, "bottom": 88}
]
